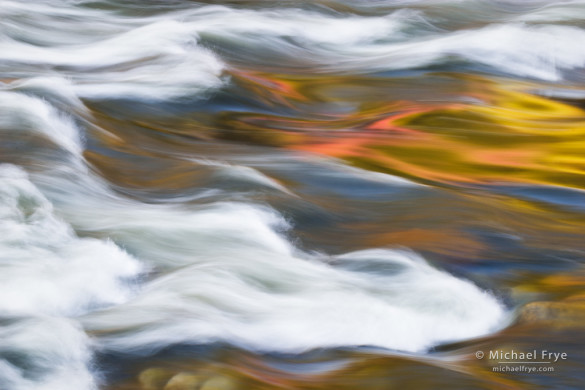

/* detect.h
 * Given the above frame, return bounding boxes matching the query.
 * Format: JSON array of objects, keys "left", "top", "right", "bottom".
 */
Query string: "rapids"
[{"left": 1, "top": 1, "right": 585, "bottom": 389}]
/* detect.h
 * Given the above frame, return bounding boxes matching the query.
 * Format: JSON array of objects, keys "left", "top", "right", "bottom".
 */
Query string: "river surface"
[{"left": 1, "top": 1, "right": 585, "bottom": 389}]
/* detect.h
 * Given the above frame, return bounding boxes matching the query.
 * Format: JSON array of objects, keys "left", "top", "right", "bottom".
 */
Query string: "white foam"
[
  {"left": 0, "top": 164, "right": 142, "bottom": 317},
  {"left": 0, "top": 11, "right": 225, "bottom": 101},
  {"left": 0, "top": 317, "right": 97, "bottom": 390},
  {"left": 177, "top": 7, "right": 585, "bottom": 81},
  {"left": 1, "top": 1, "right": 584, "bottom": 108},
  {"left": 83, "top": 247, "right": 506, "bottom": 353},
  {"left": 0, "top": 91, "right": 83, "bottom": 156},
  {"left": 0, "top": 165, "right": 141, "bottom": 390},
  {"left": 5, "top": 77, "right": 87, "bottom": 111},
  {"left": 70, "top": 21, "right": 225, "bottom": 101},
  {"left": 182, "top": 6, "right": 416, "bottom": 46},
  {"left": 431, "top": 24, "right": 585, "bottom": 81}
]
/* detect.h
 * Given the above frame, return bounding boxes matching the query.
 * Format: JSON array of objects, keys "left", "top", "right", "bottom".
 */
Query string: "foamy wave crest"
[
  {"left": 83, "top": 245, "right": 505, "bottom": 353},
  {"left": 0, "top": 87, "right": 78, "bottom": 144},
  {"left": 0, "top": 165, "right": 142, "bottom": 317},
  {"left": 0, "top": 165, "right": 142, "bottom": 390},
  {"left": 0, "top": 318, "right": 96, "bottom": 390},
  {"left": 3, "top": 1, "right": 585, "bottom": 108},
  {"left": 0, "top": 1, "right": 225, "bottom": 101},
  {"left": 176, "top": 6, "right": 585, "bottom": 81}
]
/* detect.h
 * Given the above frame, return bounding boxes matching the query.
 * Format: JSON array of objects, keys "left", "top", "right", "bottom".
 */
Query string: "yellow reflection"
[{"left": 225, "top": 72, "right": 585, "bottom": 191}]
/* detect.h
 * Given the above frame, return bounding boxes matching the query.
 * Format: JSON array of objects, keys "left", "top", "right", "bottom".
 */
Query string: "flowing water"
[{"left": 1, "top": 1, "right": 585, "bottom": 389}]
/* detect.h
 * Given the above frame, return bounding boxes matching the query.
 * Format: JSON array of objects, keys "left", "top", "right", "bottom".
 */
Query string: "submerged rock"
[
  {"left": 164, "top": 372, "right": 207, "bottom": 390},
  {"left": 200, "top": 376, "right": 239, "bottom": 390},
  {"left": 139, "top": 368, "right": 175, "bottom": 390},
  {"left": 518, "top": 300, "right": 585, "bottom": 327}
]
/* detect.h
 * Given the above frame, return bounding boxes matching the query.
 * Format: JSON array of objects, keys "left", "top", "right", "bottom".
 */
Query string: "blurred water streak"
[{"left": 1, "top": 1, "right": 585, "bottom": 389}]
